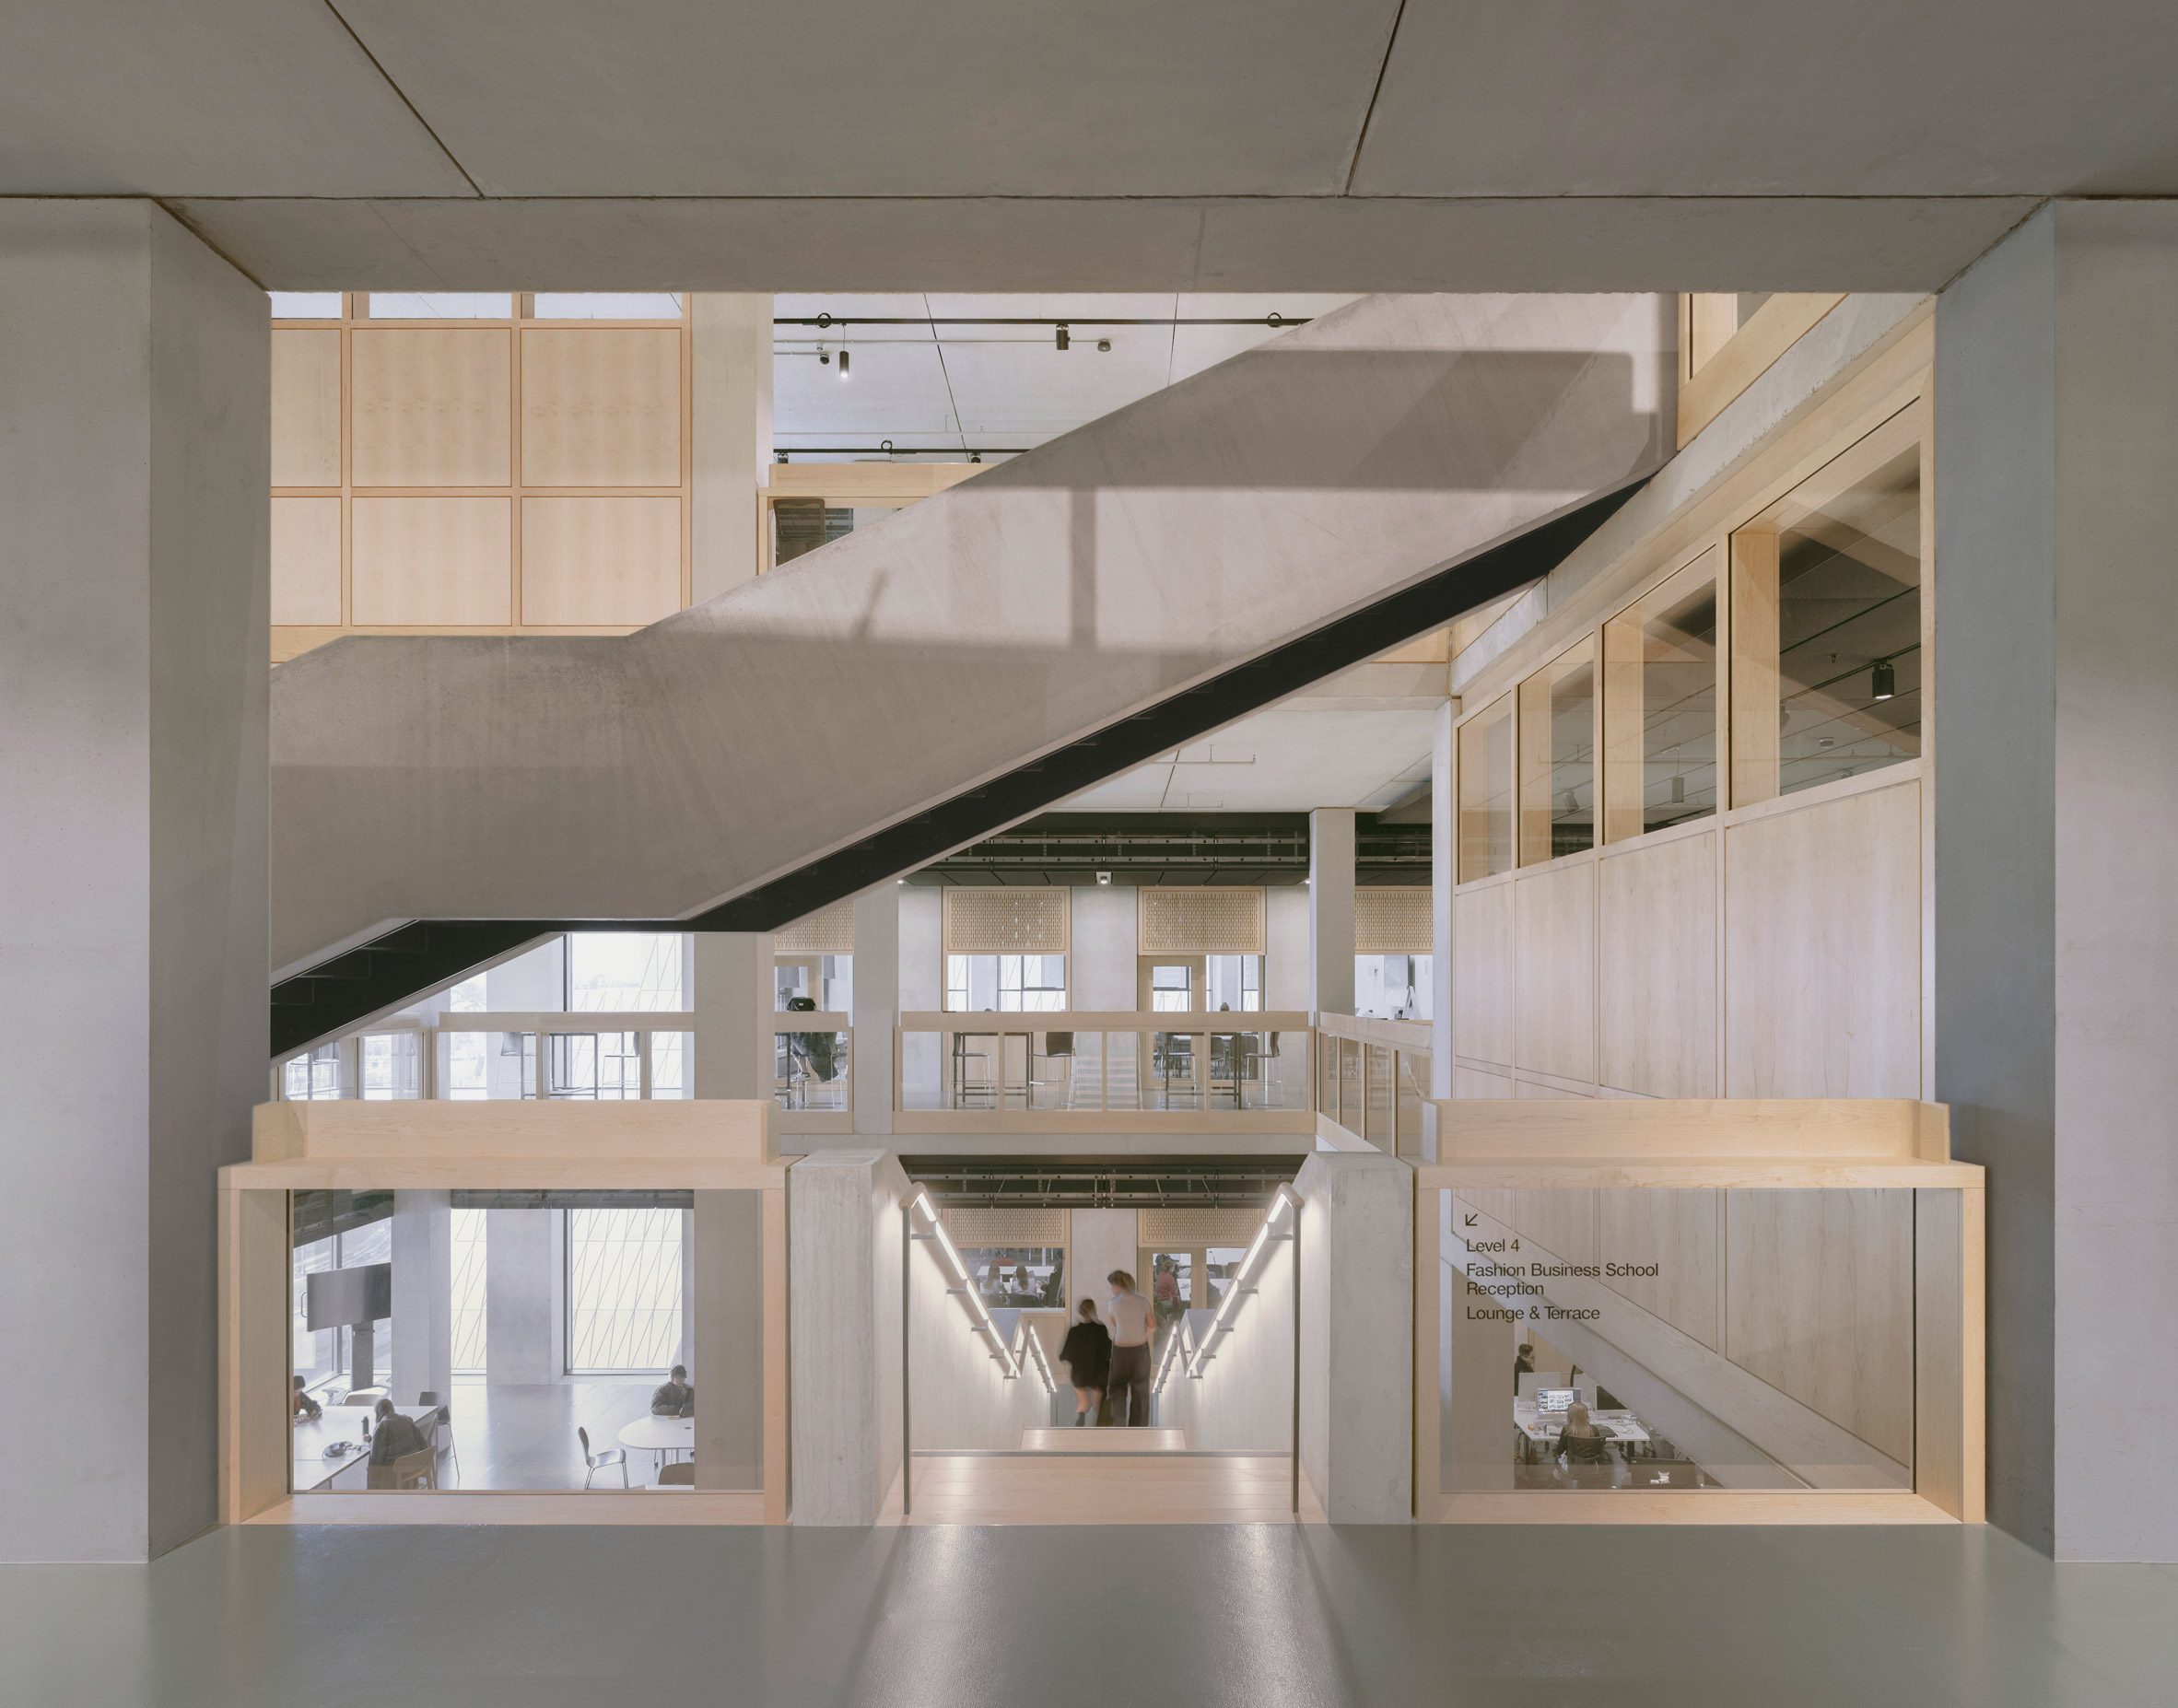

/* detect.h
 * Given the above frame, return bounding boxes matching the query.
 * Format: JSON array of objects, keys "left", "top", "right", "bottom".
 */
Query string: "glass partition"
[
  {"left": 1433, "top": 1184, "right": 1916, "bottom": 1499},
  {"left": 290, "top": 1187, "right": 760, "bottom": 1494},
  {"left": 1517, "top": 638, "right": 1597, "bottom": 863},
  {"left": 1457, "top": 695, "right": 1515, "bottom": 881},
  {"left": 1602, "top": 552, "right": 1719, "bottom": 841},
  {"left": 1732, "top": 413, "right": 1923, "bottom": 805},
  {"left": 898, "top": 1022, "right": 1305, "bottom": 1117},
  {"left": 774, "top": 1030, "right": 849, "bottom": 1111}
]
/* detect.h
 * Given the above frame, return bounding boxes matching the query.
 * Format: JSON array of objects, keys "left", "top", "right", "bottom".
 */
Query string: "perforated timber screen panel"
[
  {"left": 943, "top": 887, "right": 1071, "bottom": 954},
  {"left": 1136, "top": 886, "right": 1265, "bottom": 955},
  {"left": 1354, "top": 887, "right": 1433, "bottom": 954},
  {"left": 775, "top": 898, "right": 855, "bottom": 955}
]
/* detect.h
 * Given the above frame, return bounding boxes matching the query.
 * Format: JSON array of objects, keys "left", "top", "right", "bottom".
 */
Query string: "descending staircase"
[{"left": 270, "top": 293, "right": 1673, "bottom": 1054}]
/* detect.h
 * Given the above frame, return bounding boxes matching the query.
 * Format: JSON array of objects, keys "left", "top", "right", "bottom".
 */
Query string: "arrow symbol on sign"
[{"left": 1462, "top": 1211, "right": 1477, "bottom": 1228}]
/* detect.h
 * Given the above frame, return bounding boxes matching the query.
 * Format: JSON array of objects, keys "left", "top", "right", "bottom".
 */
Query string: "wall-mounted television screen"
[{"left": 306, "top": 1261, "right": 392, "bottom": 1330}]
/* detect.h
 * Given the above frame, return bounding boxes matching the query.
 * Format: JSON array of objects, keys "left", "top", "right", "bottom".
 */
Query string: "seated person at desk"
[
  {"left": 366, "top": 1398, "right": 428, "bottom": 1467},
  {"left": 650, "top": 1364, "right": 696, "bottom": 1416},
  {"left": 1551, "top": 1400, "right": 1614, "bottom": 1466},
  {"left": 291, "top": 1375, "right": 322, "bottom": 1421}
]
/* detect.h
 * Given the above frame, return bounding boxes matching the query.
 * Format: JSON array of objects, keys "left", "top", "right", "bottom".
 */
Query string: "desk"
[
  {"left": 1513, "top": 1402, "right": 1651, "bottom": 1465},
  {"left": 291, "top": 1405, "right": 438, "bottom": 1492},
  {"left": 618, "top": 1413, "right": 695, "bottom": 1475}
]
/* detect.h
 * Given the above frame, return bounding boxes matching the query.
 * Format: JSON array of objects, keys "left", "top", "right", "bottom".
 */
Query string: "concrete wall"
[
  {"left": 1069, "top": 883, "right": 1136, "bottom": 1008},
  {"left": 390, "top": 1192, "right": 453, "bottom": 1407},
  {"left": 908, "top": 1258, "right": 1048, "bottom": 1452},
  {"left": 1266, "top": 886, "right": 1311, "bottom": 1011},
  {"left": 1163, "top": 1241, "right": 1295, "bottom": 1453},
  {"left": 272, "top": 293, "right": 1673, "bottom": 973},
  {"left": 1294, "top": 1152, "right": 1412, "bottom": 1522},
  {"left": 0, "top": 202, "right": 267, "bottom": 1562},
  {"left": 1936, "top": 202, "right": 2178, "bottom": 1561},
  {"left": 1068, "top": 1209, "right": 1140, "bottom": 1304}
]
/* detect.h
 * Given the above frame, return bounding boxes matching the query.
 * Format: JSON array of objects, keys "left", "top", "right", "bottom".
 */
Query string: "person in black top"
[
  {"left": 1514, "top": 1343, "right": 1536, "bottom": 1393},
  {"left": 1058, "top": 1299, "right": 1112, "bottom": 1428},
  {"left": 650, "top": 1364, "right": 696, "bottom": 1416}
]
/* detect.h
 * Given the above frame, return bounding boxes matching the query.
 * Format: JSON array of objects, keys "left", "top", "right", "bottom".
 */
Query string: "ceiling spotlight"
[
  {"left": 1055, "top": 324, "right": 1071, "bottom": 351},
  {"left": 837, "top": 347, "right": 850, "bottom": 379},
  {"left": 1097, "top": 338, "right": 1111, "bottom": 353},
  {"left": 1870, "top": 658, "right": 1896, "bottom": 701},
  {"left": 969, "top": 451, "right": 982, "bottom": 463},
  {"left": 817, "top": 348, "right": 831, "bottom": 366},
  {"left": 1095, "top": 871, "right": 1112, "bottom": 886}
]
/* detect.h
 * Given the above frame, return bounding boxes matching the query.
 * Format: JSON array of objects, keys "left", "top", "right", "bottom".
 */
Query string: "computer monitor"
[
  {"left": 1535, "top": 1387, "right": 1578, "bottom": 1413},
  {"left": 1516, "top": 1372, "right": 1564, "bottom": 1401}
]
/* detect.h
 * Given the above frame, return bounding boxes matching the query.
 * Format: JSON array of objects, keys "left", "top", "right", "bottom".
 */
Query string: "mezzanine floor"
[{"left": 4, "top": 1522, "right": 2173, "bottom": 1706}]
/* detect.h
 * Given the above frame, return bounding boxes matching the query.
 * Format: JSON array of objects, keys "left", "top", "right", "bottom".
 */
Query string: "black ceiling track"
[
  {"left": 268, "top": 479, "right": 1640, "bottom": 1057},
  {"left": 903, "top": 1155, "right": 1308, "bottom": 1210},
  {"left": 911, "top": 810, "right": 1431, "bottom": 887}
]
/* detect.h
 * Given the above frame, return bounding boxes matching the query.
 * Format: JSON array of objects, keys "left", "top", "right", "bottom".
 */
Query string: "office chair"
[
  {"left": 657, "top": 1461, "right": 696, "bottom": 1486},
  {"left": 417, "top": 1390, "right": 459, "bottom": 1484},
  {"left": 579, "top": 1426, "right": 629, "bottom": 1489}
]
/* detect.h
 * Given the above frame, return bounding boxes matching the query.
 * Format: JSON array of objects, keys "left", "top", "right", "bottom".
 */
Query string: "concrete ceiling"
[
  {"left": 6, "top": 3, "right": 2172, "bottom": 287},
  {"left": 1062, "top": 662, "right": 1445, "bottom": 814}
]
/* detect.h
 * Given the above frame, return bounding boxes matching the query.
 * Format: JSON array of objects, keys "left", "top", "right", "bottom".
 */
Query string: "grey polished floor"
[{"left": 4, "top": 1523, "right": 2173, "bottom": 1706}]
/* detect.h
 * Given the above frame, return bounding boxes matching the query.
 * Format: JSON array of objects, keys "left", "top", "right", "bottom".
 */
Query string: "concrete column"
[
  {"left": 390, "top": 1192, "right": 453, "bottom": 1407},
  {"left": 690, "top": 294, "right": 773, "bottom": 603},
  {"left": 1308, "top": 807, "right": 1356, "bottom": 1016},
  {"left": 1293, "top": 1152, "right": 1412, "bottom": 1522},
  {"left": 693, "top": 932, "right": 774, "bottom": 1100},
  {"left": 1069, "top": 882, "right": 1136, "bottom": 1007},
  {"left": 1935, "top": 201, "right": 2178, "bottom": 1562},
  {"left": 851, "top": 884, "right": 899, "bottom": 1137},
  {"left": 1426, "top": 703, "right": 1456, "bottom": 1160},
  {"left": 1068, "top": 1209, "right": 1141, "bottom": 1305},
  {"left": 484, "top": 1209, "right": 564, "bottom": 1385},
  {"left": 788, "top": 1152, "right": 910, "bottom": 1524},
  {"left": 0, "top": 203, "right": 267, "bottom": 1563}
]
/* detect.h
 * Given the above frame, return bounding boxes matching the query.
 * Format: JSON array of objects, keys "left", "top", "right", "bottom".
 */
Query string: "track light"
[
  {"left": 969, "top": 451, "right": 982, "bottom": 463},
  {"left": 1097, "top": 338, "right": 1111, "bottom": 353},
  {"left": 1669, "top": 774, "right": 1684, "bottom": 805},
  {"left": 1055, "top": 324, "right": 1071, "bottom": 351},
  {"left": 1870, "top": 658, "right": 1896, "bottom": 701},
  {"left": 837, "top": 347, "right": 849, "bottom": 379},
  {"left": 817, "top": 348, "right": 830, "bottom": 366}
]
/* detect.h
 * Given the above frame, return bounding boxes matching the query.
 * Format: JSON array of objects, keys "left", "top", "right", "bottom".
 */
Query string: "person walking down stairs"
[{"left": 1060, "top": 1298, "right": 1112, "bottom": 1426}]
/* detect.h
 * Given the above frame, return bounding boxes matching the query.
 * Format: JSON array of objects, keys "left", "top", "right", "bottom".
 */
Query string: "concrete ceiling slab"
[
  {"left": 0, "top": 2, "right": 473, "bottom": 196},
  {"left": 1355, "top": 2, "right": 2178, "bottom": 198},
  {"left": 169, "top": 193, "right": 2039, "bottom": 291},
  {"left": 333, "top": 0, "right": 1401, "bottom": 196}
]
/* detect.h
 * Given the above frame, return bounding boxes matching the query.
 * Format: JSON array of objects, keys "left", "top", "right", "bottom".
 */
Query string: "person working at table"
[
  {"left": 366, "top": 1398, "right": 428, "bottom": 1466},
  {"left": 1103, "top": 1270, "right": 1155, "bottom": 1427},
  {"left": 291, "top": 1375, "right": 322, "bottom": 1421},
  {"left": 1550, "top": 1401, "right": 1613, "bottom": 1466},
  {"left": 650, "top": 1364, "right": 696, "bottom": 1417}
]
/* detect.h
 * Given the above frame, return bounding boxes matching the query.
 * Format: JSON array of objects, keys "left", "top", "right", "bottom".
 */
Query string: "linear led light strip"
[
  {"left": 1186, "top": 1184, "right": 1303, "bottom": 1379},
  {"left": 1153, "top": 1314, "right": 1194, "bottom": 1393},
  {"left": 909, "top": 1187, "right": 1021, "bottom": 1379},
  {"left": 1013, "top": 1316, "right": 1059, "bottom": 1395}
]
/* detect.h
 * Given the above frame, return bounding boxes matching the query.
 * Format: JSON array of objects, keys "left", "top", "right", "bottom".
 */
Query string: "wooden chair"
[
  {"left": 369, "top": 1447, "right": 437, "bottom": 1491},
  {"left": 418, "top": 1390, "right": 459, "bottom": 1484},
  {"left": 656, "top": 1461, "right": 696, "bottom": 1486}
]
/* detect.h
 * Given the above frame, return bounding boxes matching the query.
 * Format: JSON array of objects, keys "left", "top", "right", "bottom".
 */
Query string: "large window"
[
  {"left": 450, "top": 1208, "right": 487, "bottom": 1376},
  {"left": 359, "top": 1032, "right": 421, "bottom": 1100},
  {"left": 1355, "top": 953, "right": 1432, "bottom": 1020},
  {"left": 290, "top": 1199, "right": 393, "bottom": 1398},
  {"left": 568, "top": 932, "right": 685, "bottom": 1012},
  {"left": 1518, "top": 638, "right": 1597, "bottom": 863},
  {"left": 1458, "top": 695, "right": 1514, "bottom": 880},
  {"left": 566, "top": 1206, "right": 685, "bottom": 1375},
  {"left": 1732, "top": 413, "right": 1923, "bottom": 804},
  {"left": 283, "top": 1042, "right": 345, "bottom": 1101},
  {"left": 1602, "top": 552, "right": 1719, "bottom": 840},
  {"left": 945, "top": 953, "right": 1067, "bottom": 1012}
]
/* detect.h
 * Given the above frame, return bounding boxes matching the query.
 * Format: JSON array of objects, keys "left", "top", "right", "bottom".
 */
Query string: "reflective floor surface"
[{"left": 4, "top": 1522, "right": 2174, "bottom": 1706}]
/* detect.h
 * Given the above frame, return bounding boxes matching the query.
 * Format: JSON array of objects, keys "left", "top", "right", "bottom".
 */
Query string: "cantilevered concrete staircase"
[{"left": 270, "top": 294, "right": 1673, "bottom": 1050}]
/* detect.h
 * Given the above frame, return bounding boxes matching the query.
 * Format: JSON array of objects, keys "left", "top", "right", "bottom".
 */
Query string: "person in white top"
[{"left": 1103, "top": 1269, "right": 1155, "bottom": 1427}]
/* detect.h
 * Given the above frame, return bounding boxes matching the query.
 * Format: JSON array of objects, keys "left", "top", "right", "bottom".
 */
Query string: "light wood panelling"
[
  {"left": 1515, "top": 1078, "right": 1585, "bottom": 1098},
  {"left": 1430, "top": 1096, "right": 1942, "bottom": 1164},
  {"left": 351, "top": 497, "right": 511, "bottom": 626},
  {"left": 252, "top": 1097, "right": 772, "bottom": 1164},
  {"left": 1677, "top": 294, "right": 1847, "bottom": 446},
  {"left": 258, "top": 1492, "right": 765, "bottom": 1526},
  {"left": 1598, "top": 1188, "right": 1719, "bottom": 1349},
  {"left": 1724, "top": 780, "right": 1921, "bottom": 1097},
  {"left": 521, "top": 328, "right": 683, "bottom": 487},
  {"left": 1914, "top": 1186, "right": 1985, "bottom": 1522},
  {"left": 1451, "top": 1066, "right": 1514, "bottom": 1099},
  {"left": 1597, "top": 831, "right": 1717, "bottom": 1095},
  {"left": 1724, "top": 1187, "right": 1915, "bottom": 1463},
  {"left": 218, "top": 1186, "right": 291, "bottom": 1524},
  {"left": 270, "top": 330, "right": 341, "bottom": 486},
  {"left": 350, "top": 327, "right": 511, "bottom": 487},
  {"left": 270, "top": 496, "right": 342, "bottom": 626},
  {"left": 1513, "top": 862, "right": 1594, "bottom": 1082},
  {"left": 1451, "top": 883, "right": 1513, "bottom": 1069},
  {"left": 521, "top": 496, "right": 682, "bottom": 626},
  {"left": 1510, "top": 1188, "right": 1596, "bottom": 1264},
  {"left": 1443, "top": 1491, "right": 1953, "bottom": 1525}
]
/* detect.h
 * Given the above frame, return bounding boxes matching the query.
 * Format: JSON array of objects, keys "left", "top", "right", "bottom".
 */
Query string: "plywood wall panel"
[
  {"left": 351, "top": 328, "right": 510, "bottom": 487},
  {"left": 270, "top": 496, "right": 342, "bottom": 626},
  {"left": 1724, "top": 781, "right": 1920, "bottom": 1097},
  {"left": 521, "top": 328, "right": 682, "bottom": 488},
  {"left": 1598, "top": 1188, "right": 1719, "bottom": 1349},
  {"left": 1451, "top": 883, "right": 1513, "bottom": 1069},
  {"left": 1724, "top": 1187, "right": 1915, "bottom": 1464},
  {"left": 351, "top": 497, "right": 511, "bottom": 626},
  {"left": 1513, "top": 862, "right": 1595, "bottom": 1082},
  {"left": 271, "top": 330, "right": 341, "bottom": 487},
  {"left": 521, "top": 496, "right": 682, "bottom": 626},
  {"left": 1451, "top": 1066, "right": 1513, "bottom": 1100},
  {"left": 1511, "top": 1188, "right": 1596, "bottom": 1265},
  {"left": 1597, "top": 831, "right": 1718, "bottom": 1096}
]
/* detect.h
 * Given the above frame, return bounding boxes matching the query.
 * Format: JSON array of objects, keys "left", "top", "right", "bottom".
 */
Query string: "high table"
[
  {"left": 1512, "top": 1402, "right": 1651, "bottom": 1465},
  {"left": 291, "top": 1404, "right": 439, "bottom": 1492},
  {"left": 617, "top": 1413, "right": 695, "bottom": 1480}
]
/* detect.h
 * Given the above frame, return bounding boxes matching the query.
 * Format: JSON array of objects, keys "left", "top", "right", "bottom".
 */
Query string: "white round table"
[{"left": 617, "top": 1414, "right": 694, "bottom": 1478}]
